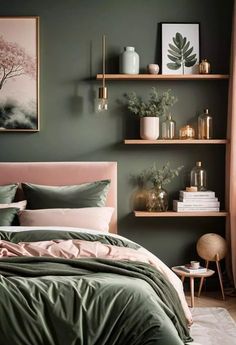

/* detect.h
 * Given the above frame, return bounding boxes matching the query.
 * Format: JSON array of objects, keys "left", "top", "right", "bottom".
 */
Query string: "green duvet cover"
[{"left": 0, "top": 229, "right": 192, "bottom": 345}]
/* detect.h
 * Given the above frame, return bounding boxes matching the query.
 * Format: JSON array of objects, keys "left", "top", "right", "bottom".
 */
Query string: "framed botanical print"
[
  {"left": 161, "top": 22, "right": 200, "bottom": 75},
  {"left": 0, "top": 16, "right": 39, "bottom": 131}
]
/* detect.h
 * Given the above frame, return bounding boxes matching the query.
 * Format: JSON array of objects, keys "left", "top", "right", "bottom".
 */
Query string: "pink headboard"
[{"left": 0, "top": 162, "right": 117, "bottom": 233}]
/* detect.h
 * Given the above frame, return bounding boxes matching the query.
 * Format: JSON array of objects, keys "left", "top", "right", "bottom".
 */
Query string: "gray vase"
[{"left": 120, "top": 46, "right": 139, "bottom": 74}]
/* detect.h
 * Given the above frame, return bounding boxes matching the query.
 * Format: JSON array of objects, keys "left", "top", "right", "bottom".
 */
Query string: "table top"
[{"left": 172, "top": 266, "right": 215, "bottom": 278}]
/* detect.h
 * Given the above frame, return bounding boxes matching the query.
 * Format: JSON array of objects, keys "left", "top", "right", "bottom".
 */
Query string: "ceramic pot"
[
  {"left": 140, "top": 117, "right": 159, "bottom": 140},
  {"left": 148, "top": 64, "right": 159, "bottom": 74},
  {"left": 120, "top": 46, "right": 139, "bottom": 74}
]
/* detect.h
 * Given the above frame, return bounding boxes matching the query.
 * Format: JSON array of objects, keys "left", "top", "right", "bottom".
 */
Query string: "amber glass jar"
[{"left": 198, "top": 109, "right": 213, "bottom": 139}]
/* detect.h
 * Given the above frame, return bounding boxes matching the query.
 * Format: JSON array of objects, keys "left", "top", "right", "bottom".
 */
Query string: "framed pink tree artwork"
[{"left": 0, "top": 16, "right": 39, "bottom": 131}]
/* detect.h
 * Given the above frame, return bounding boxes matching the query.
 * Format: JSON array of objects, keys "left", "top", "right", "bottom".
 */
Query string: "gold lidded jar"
[{"left": 199, "top": 59, "right": 211, "bottom": 74}]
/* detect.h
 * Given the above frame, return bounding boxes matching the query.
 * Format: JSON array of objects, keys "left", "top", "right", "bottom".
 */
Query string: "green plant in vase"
[
  {"left": 146, "top": 162, "right": 184, "bottom": 212},
  {"left": 125, "top": 88, "right": 177, "bottom": 140}
]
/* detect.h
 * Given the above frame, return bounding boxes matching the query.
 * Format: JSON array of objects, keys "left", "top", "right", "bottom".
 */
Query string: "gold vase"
[
  {"left": 199, "top": 59, "right": 211, "bottom": 74},
  {"left": 132, "top": 186, "right": 149, "bottom": 211}
]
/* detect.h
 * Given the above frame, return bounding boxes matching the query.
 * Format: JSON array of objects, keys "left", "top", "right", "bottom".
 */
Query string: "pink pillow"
[
  {"left": 19, "top": 207, "right": 114, "bottom": 232},
  {"left": 0, "top": 200, "right": 27, "bottom": 211}
]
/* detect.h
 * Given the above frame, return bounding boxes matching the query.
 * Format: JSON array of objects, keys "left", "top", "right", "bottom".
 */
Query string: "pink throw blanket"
[{"left": 0, "top": 239, "right": 154, "bottom": 264}]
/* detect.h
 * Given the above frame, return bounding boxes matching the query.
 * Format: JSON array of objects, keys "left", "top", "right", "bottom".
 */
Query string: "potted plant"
[
  {"left": 146, "top": 162, "right": 184, "bottom": 211},
  {"left": 125, "top": 87, "right": 177, "bottom": 140}
]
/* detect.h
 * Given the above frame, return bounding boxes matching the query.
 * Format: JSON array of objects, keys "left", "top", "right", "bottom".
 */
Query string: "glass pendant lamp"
[{"left": 97, "top": 35, "right": 108, "bottom": 112}]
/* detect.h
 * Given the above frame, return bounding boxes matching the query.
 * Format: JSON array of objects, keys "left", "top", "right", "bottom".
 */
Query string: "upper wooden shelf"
[
  {"left": 96, "top": 74, "right": 229, "bottom": 80},
  {"left": 134, "top": 211, "right": 228, "bottom": 217},
  {"left": 124, "top": 139, "right": 228, "bottom": 144}
]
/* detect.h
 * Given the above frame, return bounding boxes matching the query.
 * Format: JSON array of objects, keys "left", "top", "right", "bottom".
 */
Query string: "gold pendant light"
[{"left": 97, "top": 35, "right": 108, "bottom": 112}]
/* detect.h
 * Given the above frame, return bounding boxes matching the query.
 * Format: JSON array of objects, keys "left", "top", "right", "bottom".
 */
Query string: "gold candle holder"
[{"left": 179, "top": 125, "right": 195, "bottom": 139}]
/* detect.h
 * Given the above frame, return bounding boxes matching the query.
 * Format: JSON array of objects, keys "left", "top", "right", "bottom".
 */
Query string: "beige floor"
[{"left": 185, "top": 290, "right": 236, "bottom": 321}]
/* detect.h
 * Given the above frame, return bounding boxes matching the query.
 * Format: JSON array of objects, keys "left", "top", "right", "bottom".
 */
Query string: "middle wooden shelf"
[
  {"left": 124, "top": 139, "right": 228, "bottom": 145},
  {"left": 134, "top": 211, "right": 228, "bottom": 217}
]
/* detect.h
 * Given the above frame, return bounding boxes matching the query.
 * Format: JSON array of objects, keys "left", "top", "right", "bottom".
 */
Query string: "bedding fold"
[
  {"left": 0, "top": 228, "right": 193, "bottom": 344},
  {"left": 0, "top": 256, "right": 192, "bottom": 344}
]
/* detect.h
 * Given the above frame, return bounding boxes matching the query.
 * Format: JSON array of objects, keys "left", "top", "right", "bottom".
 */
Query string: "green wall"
[{"left": 0, "top": 0, "right": 233, "bottom": 266}]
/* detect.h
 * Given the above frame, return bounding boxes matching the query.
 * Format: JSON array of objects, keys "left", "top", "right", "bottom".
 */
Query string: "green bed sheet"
[{"left": 0, "top": 229, "right": 192, "bottom": 345}]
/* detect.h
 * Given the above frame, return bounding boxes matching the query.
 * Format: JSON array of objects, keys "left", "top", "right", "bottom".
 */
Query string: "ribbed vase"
[{"left": 120, "top": 46, "right": 139, "bottom": 74}]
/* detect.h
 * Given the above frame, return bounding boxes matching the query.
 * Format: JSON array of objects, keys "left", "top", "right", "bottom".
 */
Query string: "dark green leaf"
[
  {"left": 168, "top": 43, "right": 181, "bottom": 54},
  {"left": 168, "top": 49, "right": 182, "bottom": 58},
  {"left": 181, "top": 37, "right": 187, "bottom": 49},
  {"left": 167, "top": 62, "right": 181, "bottom": 70},
  {"left": 183, "top": 47, "right": 193, "bottom": 59},
  {"left": 167, "top": 54, "right": 181, "bottom": 63},
  {"left": 185, "top": 59, "right": 197, "bottom": 67},
  {"left": 185, "top": 54, "right": 196, "bottom": 62},
  {"left": 173, "top": 35, "right": 182, "bottom": 49},
  {"left": 182, "top": 41, "right": 190, "bottom": 53},
  {"left": 176, "top": 32, "right": 184, "bottom": 48},
  {"left": 173, "top": 36, "right": 178, "bottom": 47}
]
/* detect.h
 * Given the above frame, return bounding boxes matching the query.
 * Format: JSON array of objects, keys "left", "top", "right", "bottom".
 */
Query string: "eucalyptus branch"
[
  {"left": 148, "top": 162, "right": 184, "bottom": 187},
  {"left": 130, "top": 162, "right": 184, "bottom": 189},
  {"left": 125, "top": 87, "right": 177, "bottom": 118}
]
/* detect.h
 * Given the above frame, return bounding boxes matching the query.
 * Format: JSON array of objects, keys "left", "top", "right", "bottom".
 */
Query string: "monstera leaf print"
[{"left": 167, "top": 32, "right": 197, "bottom": 74}]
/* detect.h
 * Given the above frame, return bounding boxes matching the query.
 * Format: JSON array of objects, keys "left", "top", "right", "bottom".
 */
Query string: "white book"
[
  {"left": 179, "top": 190, "right": 215, "bottom": 199},
  {"left": 179, "top": 197, "right": 218, "bottom": 203},
  {"left": 173, "top": 206, "right": 220, "bottom": 212},
  {"left": 173, "top": 200, "right": 220, "bottom": 208},
  {"left": 177, "top": 265, "right": 207, "bottom": 273}
]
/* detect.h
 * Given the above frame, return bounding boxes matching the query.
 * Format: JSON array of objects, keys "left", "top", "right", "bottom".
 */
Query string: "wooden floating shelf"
[
  {"left": 134, "top": 211, "right": 228, "bottom": 217},
  {"left": 124, "top": 139, "right": 228, "bottom": 145},
  {"left": 96, "top": 74, "right": 229, "bottom": 80}
]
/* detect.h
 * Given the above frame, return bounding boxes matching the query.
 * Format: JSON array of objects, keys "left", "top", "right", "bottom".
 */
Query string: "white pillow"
[
  {"left": 19, "top": 207, "right": 114, "bottom": 232},
  {"left": 0, "top": 200, "right": 27, "bottom": 211}
]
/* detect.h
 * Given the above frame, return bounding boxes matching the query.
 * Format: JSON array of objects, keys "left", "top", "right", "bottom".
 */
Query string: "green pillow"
[
  {"left": 22, "top": 180, "right": 111, "bottom": 209},
  {"left": 0, "top": 208, "right": 19, "bottom": 226},
  {"left": 0, "top": 184, "right": 18, "bottom": 203}
]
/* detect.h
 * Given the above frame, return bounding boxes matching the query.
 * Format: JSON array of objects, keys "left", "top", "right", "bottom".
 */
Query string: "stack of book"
[{"left": 173, "top": 190, "right": 220, "bottom": 212}]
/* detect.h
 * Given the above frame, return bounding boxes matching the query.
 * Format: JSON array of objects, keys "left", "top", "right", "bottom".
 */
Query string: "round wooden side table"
[{"left": 172, "top": 266, "right": 215, "bottom": 308}]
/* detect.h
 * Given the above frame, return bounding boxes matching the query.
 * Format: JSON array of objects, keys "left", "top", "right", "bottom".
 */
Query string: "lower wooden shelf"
[
  {"left": 134, "top": 211, "right": 228, "bottom": 217},
  {"left": 124, "top": 139, "right": 228, "bottom": 144}
]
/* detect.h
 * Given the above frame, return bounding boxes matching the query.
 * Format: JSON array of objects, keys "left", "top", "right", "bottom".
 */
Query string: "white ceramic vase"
[
  {"left": 120, "top": 46, "right": 139, "bottom": 74},
  {"left": 140, "top": 117, "right": 159, "bottom": 140}
]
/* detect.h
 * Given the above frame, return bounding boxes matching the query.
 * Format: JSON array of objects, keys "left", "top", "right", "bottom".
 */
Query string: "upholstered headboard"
[{"left": 0, "top": 162, "right": 117, "bottom": 233}]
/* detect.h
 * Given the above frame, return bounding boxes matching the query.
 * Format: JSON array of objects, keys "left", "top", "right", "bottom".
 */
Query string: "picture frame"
[
  {"left": 0, "top": 16, "right": 39, "bottom": 132},
  {"left": 161, "top": 22, "right": 200, "bottom": 75}
]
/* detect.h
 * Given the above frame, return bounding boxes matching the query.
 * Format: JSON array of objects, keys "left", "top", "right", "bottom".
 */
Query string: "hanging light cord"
[{"left": 102, "top": 35, "right": 106, "bottom": 88}]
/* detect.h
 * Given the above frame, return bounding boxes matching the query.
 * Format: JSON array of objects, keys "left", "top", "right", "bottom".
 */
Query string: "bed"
[{"left": 0, "top": 161, "right": 194, "bottom": 345}]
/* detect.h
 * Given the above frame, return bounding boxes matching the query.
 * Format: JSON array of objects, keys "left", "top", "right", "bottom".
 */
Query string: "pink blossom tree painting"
[{"left": 0, "top": 17, "right": 39, "bottom": 131}]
